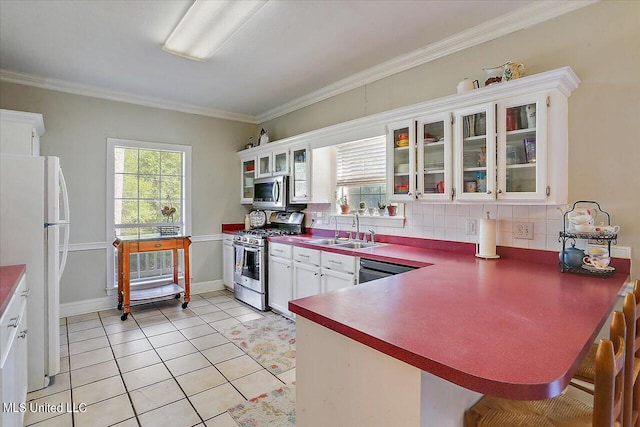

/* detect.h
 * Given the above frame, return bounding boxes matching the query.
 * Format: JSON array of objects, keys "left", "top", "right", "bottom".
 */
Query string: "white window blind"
[{"left": 336, "top": 136, "right": 386, "bottom": 186}]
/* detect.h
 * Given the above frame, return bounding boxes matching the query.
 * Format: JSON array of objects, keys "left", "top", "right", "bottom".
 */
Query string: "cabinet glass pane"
[
  {"left": 259, "top": 155, "right": 271, "bottom": 175},
  {"left": 243, "top": 160, "right": 255, "bottom": 199},
  {"left": 422, "top": 121, "right": 446, "bottom": 195},
  {"left": 462, "top": 112, "right": 487, "bottom": 194},
  {"left": 274, "top": 152, "right": 287, "bottom": 173},
  {"left": 505, "top": 103, "right": 537, "bottom": 193},
  {"left": 292, "top": 148, "right": 308, "bottom": 198},
  {"left": 392, "top": 127, "right": 410, "bottom": 195}
]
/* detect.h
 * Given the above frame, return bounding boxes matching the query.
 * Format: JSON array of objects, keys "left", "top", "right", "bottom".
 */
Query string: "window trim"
[{"left": 106, "top": 138, "right": 192, "bottom": 291}]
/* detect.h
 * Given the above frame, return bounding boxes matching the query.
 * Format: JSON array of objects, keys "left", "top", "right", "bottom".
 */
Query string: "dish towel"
[{"left": 235, "top": 245, "right": 245, "bottom": 276}]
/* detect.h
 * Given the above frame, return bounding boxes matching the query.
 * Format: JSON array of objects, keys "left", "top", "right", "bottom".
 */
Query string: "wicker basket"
[{"left": 157, "top": 225, "right": 180, "bottom": 236}]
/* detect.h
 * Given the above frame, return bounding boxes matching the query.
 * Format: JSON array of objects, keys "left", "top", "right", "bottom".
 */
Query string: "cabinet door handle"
[
  {"left": 8, "top": 314, "right": 22, "bottom": 328},
  {"left": 155, "top": 243, "right": 162, "bottom": 248},
  {"left": 286, "top": 265, "right": 291, "bottom": 269},
  {"left": 18, "top": 329, "right": 27, "bottom": 339},
  {"left": 498, "top": 189, "right": 503, "bottom": 194},
  {"left": 486, "top": 190, "right": 492, "bottom": 195},
  {"left": 21, "top": 289, "right": 30, "bottom": 298},
  {"left": 314, "top": 272, "right": 318, "bottom": 276},
  {"left": 299, "top": 254, "right": 309, "bottom": 258}
]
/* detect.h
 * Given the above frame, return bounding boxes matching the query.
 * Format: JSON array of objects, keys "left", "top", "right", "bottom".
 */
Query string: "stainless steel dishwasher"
[{"left": 358, "top": 258, "right": 417, "bottom": 283}]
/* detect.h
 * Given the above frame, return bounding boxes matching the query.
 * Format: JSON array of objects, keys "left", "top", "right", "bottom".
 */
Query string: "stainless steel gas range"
[{"left": 233, "top": 212, "right": 304, "bottom": 310}]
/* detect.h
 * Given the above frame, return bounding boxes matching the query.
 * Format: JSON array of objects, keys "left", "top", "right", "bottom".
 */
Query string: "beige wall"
[
  {"left": 0, "top": 83, "right": 256, "bottom": 303},
  {"left": 261, "top": 1, "right": 640, "bottom": 278}
]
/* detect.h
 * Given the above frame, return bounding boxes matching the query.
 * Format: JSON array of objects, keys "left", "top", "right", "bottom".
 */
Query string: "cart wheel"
[
  {"left": 117, "top": 303, "right": 123, "bottom": 310},
  {"left": 175, "top": 293, "right": 181, "bottom": 299},
  {"left": 181, "top": 302, "right": 188, "bottom": 309},
  {"left": 121, "top": 313, "right": 128, "bottom": 321}
]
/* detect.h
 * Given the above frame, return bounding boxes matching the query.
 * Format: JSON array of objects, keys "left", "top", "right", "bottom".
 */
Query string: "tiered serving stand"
[{"left": 558, "top": 200, "right": 617, "bottom": 277}]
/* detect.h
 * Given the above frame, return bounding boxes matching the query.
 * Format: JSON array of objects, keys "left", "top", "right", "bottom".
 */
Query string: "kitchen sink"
[
  {"left": 306, "top": 238, "right": 341, "bottom": 246},
  {"left": 336, "top": 241, "right": 380, "bottom": 249}
]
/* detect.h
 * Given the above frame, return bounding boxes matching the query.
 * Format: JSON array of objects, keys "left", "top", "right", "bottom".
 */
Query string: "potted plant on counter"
[
  {"left": 358, "top": 201, "right": 366, "bottom": 215},
  {"left": 387, "top": 203, "right": 398, "bottom": 217}
]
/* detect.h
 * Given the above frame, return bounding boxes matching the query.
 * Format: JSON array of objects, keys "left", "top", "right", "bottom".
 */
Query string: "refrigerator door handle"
[
  {"left": 59, "top": 166, "right": 70, "bottom": 224},
  {"left": 58, "top": 167, "right": 70, "bottom": 279},
  {"left": 59, "top": 223, "right": 70, "bottom": 280}
]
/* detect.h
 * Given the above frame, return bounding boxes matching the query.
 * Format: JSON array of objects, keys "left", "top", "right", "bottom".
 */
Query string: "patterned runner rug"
[
  {"left": 228, "top": 385, "right": 296, "bottom": 427},
  {"left": 221, "top": 314, "right": 296, "bottom": 375}
]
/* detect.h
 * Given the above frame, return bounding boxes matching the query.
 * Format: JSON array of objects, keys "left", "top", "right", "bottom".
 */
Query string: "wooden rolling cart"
[{"left": 113, "top": 235, "right": 191, "bottom": 321}]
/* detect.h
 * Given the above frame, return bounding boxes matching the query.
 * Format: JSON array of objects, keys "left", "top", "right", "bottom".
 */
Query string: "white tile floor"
[{"left": 25, "top": 290, "right": 295, "bottom": 427}]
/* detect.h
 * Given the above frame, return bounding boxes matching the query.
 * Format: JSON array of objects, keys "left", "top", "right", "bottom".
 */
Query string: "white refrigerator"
[{"left": 0, "top": 154, "right": 70, "bottom": 392}]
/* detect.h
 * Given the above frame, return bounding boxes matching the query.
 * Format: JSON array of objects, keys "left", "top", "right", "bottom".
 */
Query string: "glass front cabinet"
[
  {"left": 416, "top": 113, "right": 453, "bottom": 201},
  {"left": 257, "top": 148, "right": 289, "bottom": 178},
  {"left": 386, "top": 120, "right": 416, "bottom": 202},
  {"left": 496, "top": 94, "right": 548, "bottom": 201},
  {"left": 240, "top": 155, "right": 256, "bottom": 204},
  {"left": 290, "top": 144, "right": 310, "bottom": 203},
  {"left": 454, "top": 103, "right": 496, "bottom": 202}
]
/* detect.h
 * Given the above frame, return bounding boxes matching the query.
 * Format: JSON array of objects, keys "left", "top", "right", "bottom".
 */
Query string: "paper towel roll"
[{"left": 477, "top": 214, "right": 499, "bottom": 259}]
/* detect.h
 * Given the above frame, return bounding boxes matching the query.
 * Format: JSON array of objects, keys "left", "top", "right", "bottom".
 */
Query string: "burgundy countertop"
[
  {"left": 0, "top": 265, "right": 26, "bottom": 317},
  {"left": 276, "top": 234, "right": 630, "bottom": 400}
]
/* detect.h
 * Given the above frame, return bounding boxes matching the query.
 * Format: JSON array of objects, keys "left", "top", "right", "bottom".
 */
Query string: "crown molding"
[
  {"left": 255, "top": 0, "right": 596, "bottom": 124},
  {"left": 0, "top": 68, "right": 259, "bottom": 124}
]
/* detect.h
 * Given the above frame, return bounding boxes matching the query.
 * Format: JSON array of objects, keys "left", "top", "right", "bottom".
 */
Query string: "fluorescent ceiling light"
[{"left": 163, "top": 0, "right": 267, "bottom": 62}]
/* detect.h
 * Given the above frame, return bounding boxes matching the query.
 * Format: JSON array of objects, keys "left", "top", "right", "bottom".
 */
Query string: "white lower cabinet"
[
  {"left": 223, "top": 236, "right": 235, "bottom": 290},
  {"left": 1, "top": 273, "right": 28, "bottom": 427},
  {"left": 293, "top": 260, "right": 322, "bottom": 300},
  {"left": 321, "top": 268, "right": 356, "bottom": 292},
  {"left": 320, "top": 251, "right": 357, "bottom": 292},
  {"left": 269, "top": 244, "right": 293, "bottom": 318}
]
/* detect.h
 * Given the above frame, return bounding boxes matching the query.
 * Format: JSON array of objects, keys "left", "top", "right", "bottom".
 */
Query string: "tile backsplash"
[{"left": 306, "top": 203, "right": 570, "bottom": 252}]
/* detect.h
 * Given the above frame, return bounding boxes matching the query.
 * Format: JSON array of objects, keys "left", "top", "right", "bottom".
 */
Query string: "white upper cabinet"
[
  {"left": 257, "top": 148, "right": 289, "bottom": 178},
  {"left": 387, "top": 120, "right": 416, "bottom": 202},
  {"left": 416, "top": 112, "right": 453, "bottom": 201},
  {"left": 496, "top": 93, "right": 548, "bottom": 202},
  {"left": 240, "top": 155, "right": 256, "bottom": 204},
  {"left": 454, "top": 103, "right": 496, "bottom": 202},
  {"left": 0, "top": 109, "right": 45, "bottom": 156}
]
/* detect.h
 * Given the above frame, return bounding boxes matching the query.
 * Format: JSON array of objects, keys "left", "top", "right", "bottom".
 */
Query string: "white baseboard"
[{"left": 60, "top": 279, "right": 226, "bottom": 318}]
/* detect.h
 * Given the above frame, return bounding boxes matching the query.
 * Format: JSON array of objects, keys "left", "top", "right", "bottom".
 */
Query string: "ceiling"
[{"left": 0, "top": 1, "right": 589, "bottom": 123}]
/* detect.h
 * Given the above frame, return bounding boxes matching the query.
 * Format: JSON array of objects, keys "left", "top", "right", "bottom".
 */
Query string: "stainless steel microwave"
[{"left": 253, "top": 176, "right": 304, "bottom": 211}]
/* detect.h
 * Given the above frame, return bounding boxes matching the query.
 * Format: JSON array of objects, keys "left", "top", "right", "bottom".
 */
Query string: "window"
[
  {"left": 335, "top": 136, "right": 387, "bottom": 210},
  {"left": 106, "top": 138, "right": 192, "bottom": 289}
]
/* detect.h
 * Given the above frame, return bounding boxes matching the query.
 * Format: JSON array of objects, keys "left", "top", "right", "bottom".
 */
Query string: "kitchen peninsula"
[{"left": 286, "top": 239, "right": 630, "bottom": 427}]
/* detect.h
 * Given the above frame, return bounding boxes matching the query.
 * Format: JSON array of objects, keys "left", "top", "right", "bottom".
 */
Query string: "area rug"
[
  {"left": 221, "top": 315, "right": 296, "bottom": 375},
  {"left": 228, "top": 385, "right": 296, "bottom": 427}
]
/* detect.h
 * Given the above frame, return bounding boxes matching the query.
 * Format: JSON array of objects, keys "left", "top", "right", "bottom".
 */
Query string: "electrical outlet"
[
  {"left": 466, "top": 219, "right": 477, "bottom": 235},
  {"left": 514, "top": 221, "right": 534, "bottom": 240}
]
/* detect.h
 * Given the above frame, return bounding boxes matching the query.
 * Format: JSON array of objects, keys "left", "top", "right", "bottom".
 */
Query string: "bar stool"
[
  {"left": 465, "top": 310, "right": 626, "bottom": 427},
  {"left": 572, "top": 280, "right": 640, "bottom": 427}
]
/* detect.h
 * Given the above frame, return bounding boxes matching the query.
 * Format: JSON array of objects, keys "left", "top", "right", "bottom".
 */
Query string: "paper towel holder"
[{"left": 475, "top": 211, "right": 501, "bottom": 260}]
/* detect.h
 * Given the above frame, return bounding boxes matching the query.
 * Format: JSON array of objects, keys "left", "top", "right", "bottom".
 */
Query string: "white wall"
[
  {"left": 262, "top": 2, "right": 640, "bottom": 276},
  {"left": 0, "top": 83, "right": 257, "bottom": 305}
]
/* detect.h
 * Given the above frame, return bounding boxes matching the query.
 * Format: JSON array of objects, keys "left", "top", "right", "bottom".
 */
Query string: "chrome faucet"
[
  {"left": 332, "top": 216, "right": 339, "bottom": 239},
  {"left": 353, "top": 213, "right": 361, "bottom": 241},
  {"left": 368, "top": 229, "right": 376, "bottom": 243}
]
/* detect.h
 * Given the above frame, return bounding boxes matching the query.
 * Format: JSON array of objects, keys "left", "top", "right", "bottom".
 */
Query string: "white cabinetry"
[
  {"left": 257, "top": 148, "right": 289, "bottom": 178},
  {"left": 320, "top": 251, "right": 357, "bottom": 292},
  {"left": 387, "top": 120, "right": 416, "bottom": 202},
  {"left": 222, "top": 235, "right": 234, "bottom": 290},
  {"left": 1, "top": 273, "right": 28, "bottom": 427},
  {"left": 454, "top": 103, "right": 496, "bottom": 202},
  {"left": 240, "top": 155, "right": 256, "bottom": 204},
  {"left": 0, "top": 109, "right": 45, "bottom": 156},
  {"left": 268, "top": 243, "right": 293, "bottom": 318},
  {"left": 292, "top": 247, "right": 321, "bottom": 299},
  {"left": 385, "top": 69, "right": 575, "bottom": 204}
]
